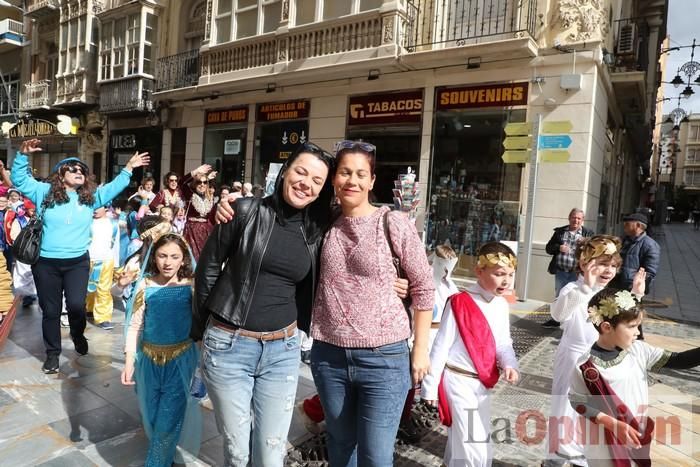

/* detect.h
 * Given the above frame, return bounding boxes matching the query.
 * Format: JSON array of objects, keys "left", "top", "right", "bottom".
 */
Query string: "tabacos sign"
[
  {"left": 348, "top": 90, "right": 423, "bottom": 125},
  {"left": 436, "top": 82, "right": 528, "bottom": 110}
]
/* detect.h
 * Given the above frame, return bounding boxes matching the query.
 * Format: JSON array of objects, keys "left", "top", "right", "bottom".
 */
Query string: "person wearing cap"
[
  {"left": 613, "top": 212, "right": 660, "bottom": 293},
  {"left": 10, "top": 138, "right": 149, "bottom": 374},
  {"left": 9, "top": 199, "right": 38, "bottom": 307}
]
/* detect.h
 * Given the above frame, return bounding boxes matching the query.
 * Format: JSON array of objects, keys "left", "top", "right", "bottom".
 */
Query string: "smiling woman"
[
  {"left": 193, "top": 142, "right": 336, "bottom": 467},
  {"left": 10, "top": 138, "right": 149, "bottom": 375}
]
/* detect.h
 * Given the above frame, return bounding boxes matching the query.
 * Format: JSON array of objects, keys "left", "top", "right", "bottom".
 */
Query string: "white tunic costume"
[
  {"left": 547, "top": 278, "right": 602, "bottom": 466},
  {"left": 421, "top": 284, "right": 518, "bottom": 467},
  {"left": 569, "top": 341, "right": 670, "bottom": 467}
]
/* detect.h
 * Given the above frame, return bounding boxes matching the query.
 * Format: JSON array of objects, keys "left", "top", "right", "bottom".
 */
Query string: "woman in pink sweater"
[{"left": 310, "top": 140, "right": 434, "bottom": 467}]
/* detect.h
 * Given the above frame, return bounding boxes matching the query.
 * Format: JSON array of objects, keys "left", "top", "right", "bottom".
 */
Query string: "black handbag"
[{"left": 11, "top": 201, "right": 45, "bottom": 265}]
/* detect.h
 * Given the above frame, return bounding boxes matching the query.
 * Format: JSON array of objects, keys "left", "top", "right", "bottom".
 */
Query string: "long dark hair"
[
  {"left": 146, "top": 233, "right": 194, "bottom": 280},
  {"left": 44, "top": 169, "right": 97, "bottom": 208},
  {"left": 267, "top": 142, "right": 336, "bottom": 243}
]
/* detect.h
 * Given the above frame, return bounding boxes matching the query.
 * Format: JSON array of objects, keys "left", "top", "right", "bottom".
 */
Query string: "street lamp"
[{"left": 682, "top": 85, "right": 695, "bottom": 99}]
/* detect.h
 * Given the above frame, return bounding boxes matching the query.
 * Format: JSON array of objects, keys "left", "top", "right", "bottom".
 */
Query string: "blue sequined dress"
[{"left": 134, "top": 283, "right": 201, "bottom": 467}]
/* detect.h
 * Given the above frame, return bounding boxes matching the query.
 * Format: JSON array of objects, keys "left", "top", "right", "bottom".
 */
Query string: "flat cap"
[{"left": 623, "top": 213, "right": 648, "bottom": 225}]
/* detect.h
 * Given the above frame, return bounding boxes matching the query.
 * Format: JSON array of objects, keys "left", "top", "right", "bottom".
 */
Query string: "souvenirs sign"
[
  {"left": 348, "top": 90, "right": 423, "bottom": 125},
  {"left": 436, "top": 82, "right": 528, "bottom": 110},
  {"left": 257, "top": 100, "right": 310, "bottom": 122},
  {"left": 206, "top": 107, "right": 248, "bottom": 125}
]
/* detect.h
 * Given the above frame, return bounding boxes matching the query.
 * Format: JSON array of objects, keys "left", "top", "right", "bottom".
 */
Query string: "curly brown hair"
[
  {"left": 145, "top": 234, "right": 194, "bottom": 280},
  {"left": 44, "top": 168, "right": 96, "bottom": 208}
]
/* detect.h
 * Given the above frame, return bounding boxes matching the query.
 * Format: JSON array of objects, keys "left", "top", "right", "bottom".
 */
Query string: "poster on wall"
[{"left": 224, "top": 139, "right": 241, "bottom": 155}]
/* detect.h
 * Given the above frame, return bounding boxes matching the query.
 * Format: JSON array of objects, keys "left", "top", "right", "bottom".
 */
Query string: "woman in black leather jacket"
[{"left": 193, "top": 143, "right": 335, "bottom": 467}]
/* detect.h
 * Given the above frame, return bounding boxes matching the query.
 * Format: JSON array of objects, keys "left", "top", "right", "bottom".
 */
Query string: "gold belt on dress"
[
  {"left": 142, "top": 340, "right": 192, "bottom": 365},
  {"left": 188, "top": 218, "right": 209, "bottom": 223}
]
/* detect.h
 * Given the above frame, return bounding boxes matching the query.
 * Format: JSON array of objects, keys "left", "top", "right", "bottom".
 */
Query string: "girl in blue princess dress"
[{"left": 121, "top": 233, "right": 201, "bottom": 466}]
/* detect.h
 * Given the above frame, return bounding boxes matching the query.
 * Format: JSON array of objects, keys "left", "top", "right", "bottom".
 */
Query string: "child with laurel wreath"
[
  {"left": 568, "top": 288, "right": 700, "bottom": 467},
  {"left": 421, "top": 242, "right": 520, "bottom": 467},
  {"left": 545, "top": 235, "right": 646, "bottom": 467}
]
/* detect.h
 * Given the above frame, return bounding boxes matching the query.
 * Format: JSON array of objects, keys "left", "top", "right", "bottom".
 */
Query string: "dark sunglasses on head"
[
  {"left": 334, "top": 140, "right": 376, "bottom": 155},
  {"left": 65, "top": 165, "right": 86, "bottom": 175},
  {"left": 301, "top": 142, "right": 334, "bottom": 160}
]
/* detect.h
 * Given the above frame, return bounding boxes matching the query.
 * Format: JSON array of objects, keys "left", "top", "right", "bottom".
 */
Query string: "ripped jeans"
[{"left": 202, "top": 323, "right": 300, "bottom": 467}]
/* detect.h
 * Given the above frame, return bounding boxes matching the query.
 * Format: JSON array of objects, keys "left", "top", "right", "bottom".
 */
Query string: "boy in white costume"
[
  {"left": 422, "top": 242, "right": 519, "bottom": 467},
  {"left": 546, "top": 236, "right": 646, "bottom": 466},
  {"left": 86, "top": 206, "right": 120, "bottom": 330},
  {"left": 569, "top": 288, "right": 700, "bottom": 467},
  {"left": 429, "top": 244, "right": 459, "bottom": 349}
]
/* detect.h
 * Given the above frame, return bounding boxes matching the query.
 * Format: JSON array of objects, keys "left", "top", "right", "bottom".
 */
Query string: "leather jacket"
[{"left": 192, "top": 197, "right": 320, "bottom": 341}]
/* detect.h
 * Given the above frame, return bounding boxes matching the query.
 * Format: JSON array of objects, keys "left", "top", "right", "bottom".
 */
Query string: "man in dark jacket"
[
  {"left": 613, "top": 212, "right": 660, "bottom": 292},
  {"left": 543, "top": 208, "right": 594, "bottom": 328},
  {"left": 612, "top": 212, "right": 660, "bottom": 340}
]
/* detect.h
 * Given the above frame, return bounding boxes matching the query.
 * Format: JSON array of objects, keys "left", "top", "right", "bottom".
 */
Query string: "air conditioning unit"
[{"left": 616, "top": 23, "right": 638, "bottom": 56}]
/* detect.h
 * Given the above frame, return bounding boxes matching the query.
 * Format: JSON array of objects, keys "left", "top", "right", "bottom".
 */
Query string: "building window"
[
  {"left": 0, "top": 75, "right": 19, "bottom": 115},
  {"left": 685, "top": 169, "right": 700, "bottom": 186},
  {"left": 215, "top": 0, "right": 282, "bottom": 42},
  {"left": 99, "top": 10, "right": 158, "bottom": 80},
  {"left": 296, "top": 0, "right": 381, "bottom": 25},
  {"left": 689, "top": 125, "right": 700, "bottom": 142},
  {"left": 59, "top": 16, "right": 89, "bottom": 74},
  {"left": 687, "top": 149, "right": 699, "bottom": 164}
]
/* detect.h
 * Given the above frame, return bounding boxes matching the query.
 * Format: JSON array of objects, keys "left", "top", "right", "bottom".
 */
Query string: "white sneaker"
[{"left": 60, "top": 314, "right": 69, "bottom": 328}]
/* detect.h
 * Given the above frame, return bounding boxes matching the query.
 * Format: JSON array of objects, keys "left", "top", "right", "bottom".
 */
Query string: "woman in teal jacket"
[{"left": 11, "top": 138, "right": 149, "bottom": 374}]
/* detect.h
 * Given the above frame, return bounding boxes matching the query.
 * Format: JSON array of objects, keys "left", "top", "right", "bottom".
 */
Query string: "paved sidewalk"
[
  {"left": 647, "top": 222, "right": 700, "bottom": 324},
  {"left": 0, "top": 225, "right": 698, "bottom": 467}
]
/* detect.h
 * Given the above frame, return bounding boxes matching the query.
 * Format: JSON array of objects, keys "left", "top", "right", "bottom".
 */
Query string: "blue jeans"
[
  {"left": 554, "top": 270, "right": 578, "bottom": 297},
  {"left": 310, "top": 340, "right": 411, "bottom": 467},
  {"left": 201, "top": 323, "right": 300, "bottom": 467}
]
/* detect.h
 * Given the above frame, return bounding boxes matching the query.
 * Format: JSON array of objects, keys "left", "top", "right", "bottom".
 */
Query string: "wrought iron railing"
[
  {"left": 99, "top": 76, "right": 153, "bottom": 113},
  {"left": 20, "top": 80, "right": 53, "bottom": 110},
  {"left": 403, "top": 0, "right": 537, "bottom": 50},
  {"left": 610, "top": 18, "right": 649, "bottom": 73},
  {"left": 155, "top": 49, "right": 200, "bottom": 92}
]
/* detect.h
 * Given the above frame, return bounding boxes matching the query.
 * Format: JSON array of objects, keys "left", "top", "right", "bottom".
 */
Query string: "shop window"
[
  {"left": 346, "top": 125, "right": 421, "bottom": 205},
  {"left": 204, "top": 126, "right": 247, "bottom": 185},
  {"left": 427, "top": 109, "right": 525, "bottom": 277}
]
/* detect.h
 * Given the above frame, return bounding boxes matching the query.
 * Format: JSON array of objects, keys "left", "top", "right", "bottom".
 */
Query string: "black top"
[{"left": 242, "top": 203, "right": 311, "bottom": 332}]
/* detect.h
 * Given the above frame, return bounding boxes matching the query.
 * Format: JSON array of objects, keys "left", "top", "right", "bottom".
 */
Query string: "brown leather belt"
[
  {"left": 212, "top": 318, "right": 297, "bottom": 341},
  {"left": 431, "top": 322, "right": 441, "bottom": 329},
  {"left": 445, "top": 363, "right": 479, "bottom": 379}
]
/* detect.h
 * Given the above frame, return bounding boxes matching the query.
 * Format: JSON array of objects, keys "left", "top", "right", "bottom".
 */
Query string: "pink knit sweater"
[{"left": 311, "top": 207, "right": 434, "bottom": 348}]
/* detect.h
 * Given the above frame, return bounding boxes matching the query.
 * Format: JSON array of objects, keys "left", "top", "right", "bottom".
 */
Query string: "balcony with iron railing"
[
  {"left": 197, "top": 0, "right": 537, "bottom": 85},
  {"left": 24, "top": 0, "right": 60, "bottom": 19},
  {"left": 155, "top": 49, "right": 200, "bottom": 92},
  {"left": 20, "top": 80, "right": 55, "bottom": 110},
  {"left": 99, "top": 76, "right": 154, "bottom": 114},
  {"left": 0, "top": 19, "right": 24, "bottom": 51},
  {"left": 403, "top": 0, "right": 537, "bottom": 51}
]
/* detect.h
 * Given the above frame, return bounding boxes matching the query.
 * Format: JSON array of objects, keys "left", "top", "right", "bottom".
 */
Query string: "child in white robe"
[
  {"left": 546, "top": 235, "right": 645, "bottom": 466},
  {"left": 421, "top": 242, "right": 519, "bottom": 467},
  {"left": 569, "top": 289, "right": 700, "bottom": 467}
]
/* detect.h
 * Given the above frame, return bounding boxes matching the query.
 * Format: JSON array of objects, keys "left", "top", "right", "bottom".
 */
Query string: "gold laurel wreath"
[{"left": 476, "top": 252, "right": 517, "bottom": 269}]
